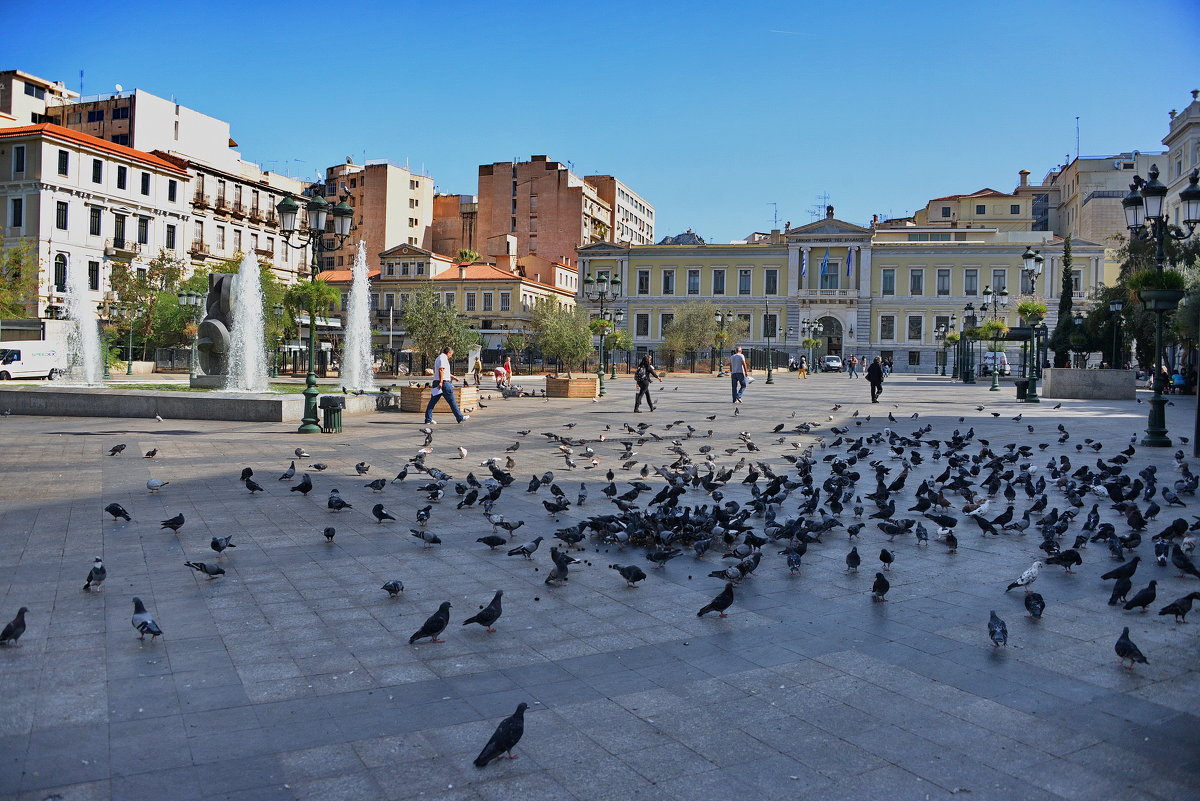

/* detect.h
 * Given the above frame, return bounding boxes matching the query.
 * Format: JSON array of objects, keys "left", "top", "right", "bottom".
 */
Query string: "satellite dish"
[{"left": 114, "top": 83, "right": 123, "bottom": 92}]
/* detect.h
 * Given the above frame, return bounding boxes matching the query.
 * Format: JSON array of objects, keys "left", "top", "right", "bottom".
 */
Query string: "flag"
[
  {"left": 801, "top": 250, "right": 807, "bottom": 277},
  {"left": 819, "top": 248, "right": 830, "bottom": 275},
  {"left": 846, "top": 248, "right": 854, "bottom": 276}
]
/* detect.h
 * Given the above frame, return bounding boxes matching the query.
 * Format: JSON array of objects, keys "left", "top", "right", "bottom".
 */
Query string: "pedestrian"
[
  {"left": 797, "top": 354, "right": 808, "bottom": 379},
  {"left": 883, "top": 356, "right": 893, "bottom": 377},
  {"left": 847, "top": 354, "right": 858, "bottom": 378},
  {"left": 866, "top": 356, "right": 884, "bottom": 403},
  {"left": 424, "top": 346, "right": 469, "bottom": 424},
  {"left": 633, "top": 354, "right": 662, "bottom": 412},
  {"left": 472, "top": 355, "right": 483, "bottom": 387},
  {"left": 730, "top": 346, "right": 750, "bottom": 403},
  {"left": 502, "top": 356, "right": 513, "bottom": 385}
]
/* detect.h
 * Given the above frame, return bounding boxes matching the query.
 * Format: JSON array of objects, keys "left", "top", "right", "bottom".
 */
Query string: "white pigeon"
[
  {"left": 1005, "top": 560, "right": 1042, "bottom": 594},
  {"left": 146, "top": 479, "right": 169, "bottom": 493},
  {"left": 457, "top": 447, "right": 468, "bottom": 459}
]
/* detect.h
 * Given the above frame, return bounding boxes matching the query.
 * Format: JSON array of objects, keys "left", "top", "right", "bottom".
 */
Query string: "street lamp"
[
  {"left": 177, "top": 290, "right": 204, "bottom": 380},
  {"left": 609, "top": 307, "right": 624, "bottom": 381},
  {"left": 1020, "top": 246, "right": 1045, "bottom": 402},
  {"left": 980, "top": 285, "right": 1009, "bottom": 391},
  {"left": 270, "top": 302, "right": 284, "bottom": 378},
  {"left": 277, "top": 189, "right": 354, "bottom": 433},
  {"left": 1123, "top": 166, "right": 1200, "bottom": 447},
  {"left": 933, "top": 324, "right": 946, "bottom": 376},
  {"left": 1108, "top": 298, "right": 1125, "bottom": 370},
  {"left": 961, "top": 303, "right": 977, "bottom": 383},
  {"left": 583, "top": 269, "right": 621, "bottom": 396},
  {"left": 764, "top": 301, "right": 775, "bottom": 384}
]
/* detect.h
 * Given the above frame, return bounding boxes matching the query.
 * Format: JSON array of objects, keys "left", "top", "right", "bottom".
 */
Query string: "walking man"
[
  {"left": 424, "top": 346, "right": 469, "bottom": 424},
  {"left": 633, "top": 354, "right": 662, "bottom": 412},
  {"left": 796, "top": 354, "right": 808, "bottom": 379},
  {"left": 866, "top": 356, "right": 885, "bottom": 403},
  {"left": 847, "top": 354, "right": 858, "bottom": 378},
  {"left": 730, "top": 346, "right": 750, "bottom": 403}
]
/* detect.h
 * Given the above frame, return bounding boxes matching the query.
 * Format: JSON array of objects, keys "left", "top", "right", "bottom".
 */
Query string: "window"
[
  {"left": 140, "top": 173, "right": 150, "bottom": 195},
  {"left": 763, "top": 313, "right": 777, "bottom": 339},
  {"left": 23, "top": 82, "right": 45, "bottom": 99},
  {"left": 409, "top": 198, "right": 417, "bottom": 208},
  {"left": 635, "top": 313, "right": 649, "bottom": 337},
  {"left": 687, "top": 269, "right": 700, "bottom": 295},
  {"left": 1010, "top": 204, "right": 1020, "bottom": 215},
  {"left": 765, "top": 269, "right": 778, "bottom": 295},
  {"left": 483, "top": 292, "right": 493, "bottom": 312},
  {"left": 937, "top": 268, "right": 951, "bottom": 296},
  {"left": 964, "top": 269, "right": 978, "bottom": 296},
  {"left": 907, "top": 315, "right": 923, "bottom": 341},
  {"left": 9, "top": 198, "right": 21, "bottom": 228},
  {"left": 383, "top": 293, "right": 395, "bottom": 310},
  {"left": 908, "top": 351, "right": 922, "bottom": 366},
  {"left": 935, "top": 315, "right": 951, "bottom": 335},
  {"left": 91, "top": 159, "right": 102, "bottom": 183},
  {"left": 909, "top": 268, "right": 923, "bottom": 296},
  {"left": 113, "top": 214, "right": 126, "bottom": 245},
  {"left": 54, "top": 254, "right": 67, "bottom": 291},
  {"left": 880, "top": 315, "right": 896, "bottom": 340},
  {"left": 1071, "top": 270, "right": 1082, "bottom": 295},
  {"left": 57, "top": 149, "right": 69, "bottom": 176},
  {"left": 907, "top": 233, "right": 952, "bottom": 242},
  {"left": 712, "top": 268, "right": 726, "bottom": 295},
  {"left": 55, "top": 201, "right": 69, "bottom": 230},
  {"left": 636, "top": 269, "right": 649, "bottom": 295},
  {"left": 820, "top": 266, "right": 838, "bottom": 290},
  {"left": 266, "top": 237, "right": 274, "bottom": 256},
  {"left": 662, "top": 270, "right": 675, "bottom": 295},
  {"left": 87, "top": 109, "right": 104, "bottom": 123},
  {"left": 441, "top": 292, "right": 454, "bottom": 309},
  {"left": 116, "top": 166, "right": 127, "bottom": 190},
  {"left": 166, "top": 224, "right": 177, "bottom": 250},
  {"left": 499, "top": 292, "right": 511, "bottom": 311},
  {"left": 137, "top": 218, "right": 149, "bottom": 245},
  {"left": 13, "top": 145, "right": 25, "bottom": 173},
  {"left": 738, "top": 269, "right": 752, "bottom": 295},
  {"left": 250, "top": 234, "right": 258, "bottom": 253},
  {"left": 111, "top": 134, "right": 129, "bottom": 146},
  {"left": 112, "top": 106, "right": 130, "bottom": 120},
  {"left": 233, "top": 229, "right": 242, "bottom": 253},
  {"left": 216, "top": 226, "right": 226, "bottom": 250},
  {"left": 975, "top": 204, "right": 986, "bottom": 215},
  {"left": 193, "top": 221, "right": 204, "bottom": 249},
  {"left": 88, "top": 261, "right": 100, "bottom": 291},
  {"left": 465, "top": 292, "right": 476, "bottom": 312},
  {"left": 941, "top": 206, "right": 951, "bottom": 218},
  {"left": 881, "top": 268, "right": 895, "bottom": 296},
  {"left": 991, "top": 268, "right": 1007, "bottom": 293},
  {"left": 410, "top": 179, "right": 419, "bottom": 190},
  {"left": 415, "top": 262, "right": 425, "bottom": 275},
  {"left": 660, "top": 313, "right": 674, "bottom": 336}
]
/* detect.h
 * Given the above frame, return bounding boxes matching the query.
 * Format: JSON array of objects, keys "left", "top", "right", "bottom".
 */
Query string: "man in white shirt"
[
  {"left": 424, "top": 346, "right": 470, "bottom": 424},
  {"left": 729, "top": 346, "right": 750, "bottom": 403}
]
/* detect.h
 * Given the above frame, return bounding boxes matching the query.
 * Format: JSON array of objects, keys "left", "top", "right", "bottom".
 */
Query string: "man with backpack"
[{"left": 634, "top": 354, "right": 661, "bottom": 412}]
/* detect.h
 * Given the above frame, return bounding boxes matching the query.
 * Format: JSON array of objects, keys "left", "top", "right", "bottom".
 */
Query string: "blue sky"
[{"left": 9, "top": 0, "right": 1199, "bottom": 243}]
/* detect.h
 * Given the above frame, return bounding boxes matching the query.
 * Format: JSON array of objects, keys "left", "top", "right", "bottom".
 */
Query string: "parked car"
[
  {"left": 978, "top": 352, "right": 1011, "bottom": 376},
  {"left": 820, "top": 355, "right": 843, "bottom": 372}
]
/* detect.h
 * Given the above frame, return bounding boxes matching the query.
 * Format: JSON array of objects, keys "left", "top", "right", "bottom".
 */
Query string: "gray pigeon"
[
  {"left": 323, "top": 527, "right": 336, "bottom": 543},
  {"left": 988, "top": 611, "right": 1008, "bottom": 647},
  {"left": 291, "top": 474, "right": 313, "bottom": 495},
  {"left": 1115, "top": 626, "right": 1147, "bottom": 669},
  {"left": 410, "top": 529, "right": 441, "bottom": 548},
  {"left": 295, "top": 448, "right": 310, "bottom": 458},
  {"left": 382, "top": 580, "right": 404, "bottom": 598},
  {"left": 507, "top": 536, "right": 543, "bottom": 559},
  {"left": 462, "top": 590, "right": 503, "bottom": 632},
  {"left": 185, "top": 561, "right": 225, "bottom": 579},
  {"left": 244, "top": 477, "right": 265, "bottom": 494},
  {"left": 278, "top": 461, "right": 296, "bottom": 480},
  {"left": 698, "top": 582, "right": 734, "bottom": 617},
  {"left": 160, "top": 513, "right": 185, "bottom": 533},
  {"left": 409, "top": 601, "right": 452, "bottom": 643},
  {"left": 609, "top": 563, "right": 646, "bottom": 587},
  {"left": 131, "top": 597, "right": 162, "bottom": 641},
  {"left": 372, "top": 503, "right": 396, "bottom": 523},
  {"left": 210, "top": 536, "right": 235, "bottom": 555},
  {"left": 0, "top": 607, "right": 28, "bottom": 647},
  {"left": 474, "top": 703, "right": 528, "bottom": 767},
  {"left": 365, "top": 478, "right": 387, "bottom": 492},
  {"left": 83, "top": 557, "right": 106, "bottom": 592},
  {"left": 356, "top": 461, "right": 371, "bottom": 475}
]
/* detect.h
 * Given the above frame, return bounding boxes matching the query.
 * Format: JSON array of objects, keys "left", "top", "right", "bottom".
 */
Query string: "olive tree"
[{"left": 530, "top": 298, "right": 592, "bottom": 377}]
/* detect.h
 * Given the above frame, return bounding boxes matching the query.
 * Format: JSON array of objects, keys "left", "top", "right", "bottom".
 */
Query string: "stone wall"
[{"left": 1040, "top": 368, "right": 1136, "bottom": 400}]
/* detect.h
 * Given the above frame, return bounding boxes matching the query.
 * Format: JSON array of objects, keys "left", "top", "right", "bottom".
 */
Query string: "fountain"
[
  {"left": 342, "top": 241, "right": 376, "bottom": 392},
  {"left": 222, "top": 252, "right": 269, "bottom": 392},
  {"left": 64, "top": 257, "right": 103, "bottom": 386}
]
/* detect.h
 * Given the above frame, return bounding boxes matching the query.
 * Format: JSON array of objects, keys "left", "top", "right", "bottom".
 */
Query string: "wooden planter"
[
  {"left": 545, "top": 376, "right": 599, "bottom": 398},
  {"left": 399, "top": 384, "right": 479, "bottom": 414}
]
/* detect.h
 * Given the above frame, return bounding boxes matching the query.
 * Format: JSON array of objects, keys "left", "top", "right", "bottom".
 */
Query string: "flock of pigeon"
[{"left": 3, "top": 390, "right": 1200, "bottom": 769}]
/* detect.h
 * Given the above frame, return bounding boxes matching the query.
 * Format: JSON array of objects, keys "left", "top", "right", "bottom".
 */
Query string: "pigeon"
[
  {"left": 372, "top": 504, "right": 396, "bottom": 523},
  {"left": 473, "top": 702, "right": 528, "bottom": 767},
  {"left": 1044, "top": 549, "right": 1082, "bottom": 573},
  {"left": 83, "top": 557, "right": 106, "bottom": 592},
  {"left": 879, "top": 548, "right": 895, "bottom": 570},
  {"left": 1123, "top": 581, "right": 1157, "bottom": 612},
  {"left": 846, "top": 547, "right": 861, "bottom": 572},
  {"left": 290, "top": 474, "right": 313, "bottom": 495},
  {"left": 322, "top": 527, "right": 336, "bottom": 543},
  {"left": 295, "top": 448, "right": 310, "bottom": 458},
  {"left": 410, "top": 529, "right": 441, "bottom": 548},
  {"left": 1114, "top": 626, "right": 1147, "bottom": 669},
  {"left": 109, "top": 443, "right": 126, "bottom": 456},
  {"left": 508, "top": 536, "right": 543, "bottom": 559},
  {"left": 1171, "top": 545, "right": 1200, "bottom": 579},
  {"left": 610, "top": 563, "right": 647, "bottom": 587},
  {"left": 146, "top": 479, "right": 169, "bottom": 493},
  {"left": 210, "top": 535, "right": 235, "bottom": 555},
  {"left": 697, "top": 582, "right": 735, "bottom": 617},
  {"left": 104, "top": 503, "right": 131, "bottom": 521},
  {"left": 239, "top": 467, "right": 254, "bottom": 481},
  {"left": 988, "top": 611, "right": 1008, "bottom": 647},
  {"left": 477, "top": 535, "right": 506, "bottom": 549},
  {"left": 1005, "top": 561, "right": 1041, "bottom": 593},
  {"left": 647, "top": 548, "right": 683, "bottom": 569},
  {"left": 1108, "top": 577, "right": 1133, "bottom": 606},
  {"left": 131, "top": 597, "right": 162, "bottom": 641},
  {"left": 1024, "top": 592, "right": 1045, "bottom": 619},
  {"left": 160, "top": 513, "right": 185, "bottom": 533},
  {"left": 244, "top": 477, "right": 264, "bottom": 494},
  {"left": 355, "top": 461, "right": 371, "bottom": 475},
  {"left": 1158, "top": 591, "right": 1200, "bottom": 623},
  {"left": 279, "top": 461, "right": 296, "bottom": 480},
  {"left": 0, "top": 607, "right": 28, "bottom": 647},
  {"left": 184, "top": 561, "right": 225, "bottom": 579},
  {"left": 328, "top": 490, "right": 352, "bottom": 512},
  {"left": 409, "top": 601, "right": 452, "bottom": 643},
  {"left": 311, "top": 463, "right": 329, "bottom": 471},
  {"left": 462, "top": 591, "right": 503, "bottom": 632},
  {"left": 1100, "top": 556, "right": 1140, "bottom": 582},
  {"left": 871, "top": 572, "right": 890, "bottom": 601},
  {"left": 382, "top": 580, "right": 404, "bottom": 598},
  {"left": 144, "top": 448, "right": 157, "bottom": 459}
]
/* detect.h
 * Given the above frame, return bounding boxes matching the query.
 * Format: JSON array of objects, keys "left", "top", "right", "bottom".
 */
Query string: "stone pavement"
[{"left": 0, "top": 372, "right": 1197, "bottom": 801}]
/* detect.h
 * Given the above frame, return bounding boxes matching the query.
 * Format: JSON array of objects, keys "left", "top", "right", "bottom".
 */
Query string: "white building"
[
  {"left": 0, "top": 70, "right": 77, "bottom": 128},
  {"left": 0, "top": 123, "right": 191, "bottom": 317}
]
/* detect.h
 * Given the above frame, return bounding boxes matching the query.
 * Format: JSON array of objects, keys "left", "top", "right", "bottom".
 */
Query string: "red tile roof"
[
  {"left": 0, "top": 123, "right": 190, "bottom": 176},
  {"left": 317, "top": 268, "right": 381, "bottom": 283},
  {"left": 929, "top": 188, "right": 1012, "bottom": 202}
]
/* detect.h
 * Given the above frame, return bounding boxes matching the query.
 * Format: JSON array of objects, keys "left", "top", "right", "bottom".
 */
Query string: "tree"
[
  {"left": 399, "top": 282, "right": 476, "bottom": 364},
  {"left": 529, "top": 298, "right": 591, "bottom": 377},
  {"left": 1048, "top": 235, "right": 1075, "bottom": 367},
  {"left": 456, "top": 249, "right": 480, "bottom": 264},
  {"left": 0, "top": 240, "right": 39, "bottom": 319},
  {"left": 660, "top": 301, "right": 719, "bottom": 368},
  {"left": 503, "top": 330, "right": 530, "bottom": 374},
  {"left": 108, "top": 249, "right": 188, "bottom": 359}
]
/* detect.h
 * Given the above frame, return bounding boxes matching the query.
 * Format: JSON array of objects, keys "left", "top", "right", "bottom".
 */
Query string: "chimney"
[
  {"left": 458, "top": 265, "right": 467, "bottom": 280},
  {"left": 871, "top": 214, "right": 879, "bottom": 227},
  {"left": 1018, "top": 169, "right": 1030, "bottom": 187},
  {"left": 770, "top": 228, "right": 782, "bottom": 244}
]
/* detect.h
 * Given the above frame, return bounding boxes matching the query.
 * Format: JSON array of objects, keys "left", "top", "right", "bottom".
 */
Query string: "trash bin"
[
  {"left": 1014, "top": 379, "right": 1029, "bottom": 400},
  {"left": 319, "top": 395, "right": 345, "bottom": 433}
]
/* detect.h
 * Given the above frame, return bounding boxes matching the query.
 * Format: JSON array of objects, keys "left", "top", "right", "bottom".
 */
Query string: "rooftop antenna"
[
  {"left": 1075, "top": 116, "right": 1080, "bottom": 159},
  {"left": 808, "top": 191, "right": 831, "bottom": 221},
  {"left": 768, "top": 202, "right": 780, "bottom": 229},
  {"left": 79, "top": 69, "right": 84, "bottom": 96}
]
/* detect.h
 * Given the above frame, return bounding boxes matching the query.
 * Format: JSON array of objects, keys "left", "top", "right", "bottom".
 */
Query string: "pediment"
[{"left": 787, "top": 218, "right": 871, "bottom": 238}]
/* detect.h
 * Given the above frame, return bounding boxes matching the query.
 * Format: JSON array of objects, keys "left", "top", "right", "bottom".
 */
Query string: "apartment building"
[
  {"left": 0, "top": 70, "right": 77, "bottom": 128},
  {"left": 584, "top": 175, "right": 654, "bottom": 246},
  {"left": 0, "top": 123, "right": 190, "bottom": 317},
  {"left": 1163, "top": 89, "right": 1200, "bottom": 227},
  {"left": 430, "top": 193, "right": 477, "bottom": 256},
  {"left": 321, "top": 159, "right": 434, "bottom": 271}
]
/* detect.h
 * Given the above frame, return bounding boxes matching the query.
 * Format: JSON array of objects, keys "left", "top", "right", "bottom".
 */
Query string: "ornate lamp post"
[
  {"left": 269, "top": 302, "right": 284, "bottom": 378},
  {"left": 933, "top": 324, "right": 946, "bottom": 375},
  {"left": 961, "top": 302, "right": 977, "bottom": 383},
  {"left": 583, "top": 270, "right": 621, "bottom": 396},
  {"left": 1072, "top": 310, "right": 1088, "bottom": 369},
  {"left": 980, "top": 285, "right": 1009, "bottom": 391},
  {"left": 119, "top": 303, "right": 137, "bottom": 375},
  {"left": 276, "top": 190, "right": 354, "bottom": 433},
  {"left": 1020, "top": 245, "right": 1045, "bottom": 402},
  {"left": 763, "top": 301, "right": 775, "bottom": 384},
  {"left": 177, "top": 290, "right": 204, "bottom": 380},
  {"left": 1123, "top": 166, "right": 1200, "bottom": 446},
  {"left": 1108, "top": 298, "right": 1125, "bottom": 370},
  {"left": 608, "top": 307, "right": 624, "bottom": 381}
]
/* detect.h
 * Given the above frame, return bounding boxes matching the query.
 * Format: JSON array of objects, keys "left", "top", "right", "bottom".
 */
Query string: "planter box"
[
  {"left": 399, "top": 383, "right": 478, "bottom": 413},
  {"left": 546, "top": 376, "right": 598, "bottom": 398},
  {"left": 1040, "top": 368, "right": 1135, "bottom": 400},
  {"left": 1138, "top": 288, "right": 1185, "bottom": 313}
]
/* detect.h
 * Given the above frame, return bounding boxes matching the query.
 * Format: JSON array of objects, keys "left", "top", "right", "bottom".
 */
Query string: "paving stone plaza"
[{"left": 0, "top": 373, "right": 1197, "bottom": 801}]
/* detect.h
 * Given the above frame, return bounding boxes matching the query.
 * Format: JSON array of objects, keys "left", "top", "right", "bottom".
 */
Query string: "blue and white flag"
[
  {"left": 846, "top": 248, "right": 854, "bottom": 276},
  {"left": 819, "top": 248, "right": 830, "bottom": 275},
  {"left": 801, "top": 250, "right": 808, "bottom": 277}
]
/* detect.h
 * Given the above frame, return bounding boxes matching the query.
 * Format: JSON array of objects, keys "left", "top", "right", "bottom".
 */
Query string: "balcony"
[
  {"left": 797, "top": 288, "right": 857, "bottom": 305},
  {"left": 214, "top": 195, "right": 231, "bottom": 213},
  {"left": 264, "top": 210, "right": 278, "bottom": 226},
  {"left": 254, "top": 247, "right": 273, "bottom": 259},
  {"left": 189, "top": 239, "right": 211, "bottom": 259},
  {"left": 231, "top": 201, "right": 246, "bottom": 218},
  {"left": 191, "top": 192, "right": 209, "bottom": 208},
  {"left": 248, "top": 205, "right": 265, "bottom": 223},
  {"left": 105, "top": 238, "right": 141, "bottom": 258}
]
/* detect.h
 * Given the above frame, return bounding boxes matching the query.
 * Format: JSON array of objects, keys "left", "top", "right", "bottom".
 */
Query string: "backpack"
[{"left": 635, "top": 365, "right": 648, "bottom": 382}]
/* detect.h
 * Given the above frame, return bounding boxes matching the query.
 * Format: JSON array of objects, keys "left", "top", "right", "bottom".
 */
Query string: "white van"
[
  {"left": 979, "top": 352, "right": 1011, "bottom": 376},
  {"left": 0, "top": 343, "right": 68, "bottom": 380}
]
